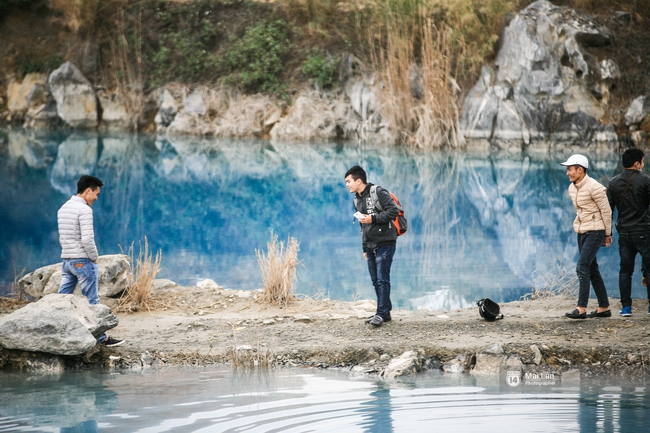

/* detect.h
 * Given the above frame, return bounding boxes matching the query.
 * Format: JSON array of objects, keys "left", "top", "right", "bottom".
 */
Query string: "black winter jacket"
[
  {"left": 353, "top": 183, "right": 399, "bottom": 249},
  {"left": 607, "top": 169, "right": 650, "bottom": 233}
]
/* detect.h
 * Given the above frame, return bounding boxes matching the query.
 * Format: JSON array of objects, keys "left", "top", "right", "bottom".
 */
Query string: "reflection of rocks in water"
[
  {"left": 410, "top": 288, "right": 473, "bottom": 311},
  {"left": 5, "top": 131, "right": 50, "bottom": 169},
  {"left": 49, "top": 133, "right": 99, "bottom": 196},
  {"left": 0, "top": 371, "right": 118, "bottom": 429},
  {"left": 460, "top": 156, "right": 617, "bottom": 285}
]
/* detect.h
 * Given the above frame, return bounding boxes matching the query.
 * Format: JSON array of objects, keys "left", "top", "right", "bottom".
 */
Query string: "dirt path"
[{"left": 98, "top": 285, "right": 650, "bottom": 376}]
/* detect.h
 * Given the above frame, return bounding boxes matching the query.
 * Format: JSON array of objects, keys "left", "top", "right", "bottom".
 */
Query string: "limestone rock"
[
  {"left": 7, "top": 73, "right": 47, "bottom": 112},
  {"left": 154, "top": 88, "right": 179, "bottom": 128},
  {"left": 625, "top": 96, "right": 650, "bottom": 126},
  {"left": 459, "top": 0, "right": 619, "bottom": 147},
  {"left": 168, "top": 89, "right": 210, "bottom": 136},
  {"left": 383, "top": 350, "right": 421, "bottom": 378},
  {"left": 48, "top": 62, "right": 98, "bottom": 129},
  {"left": 18, "top": 255, "right": 130, "bottom": 299},
  {"left": 270, "top": 92, "right": 342, "bottom": 141},
  {"left": 98, "top": 90, "right": 131, "bottom": 131},
  {"left": 214, "top": 94, "right": 280, "bottom": 138},
  {"left": 0, "top": 294, "right": 119, "bottom": 356},
  {"left": 471, "top": 343, "right": 507, "bottom": 375},
  {"left": 530, "top": 344, "right": 543, "bottom": 365},
  {"left": 197, "top": 279, "right": 221, "bottom": 289},
  {"left": 442, "top": 357, "right": 466, "bottom": 373}
]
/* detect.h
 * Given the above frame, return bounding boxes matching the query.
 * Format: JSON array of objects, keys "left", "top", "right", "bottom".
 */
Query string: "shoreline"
[{"left": 1, "top": 286, "right": 650, "bottom": 379}]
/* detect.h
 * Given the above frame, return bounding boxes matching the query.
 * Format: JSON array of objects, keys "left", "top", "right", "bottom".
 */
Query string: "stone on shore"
[
  {"left": 0, "top": 294, "right": 119, "bottom": 356},
  {"left": 18, "top": 255, "right": 130, "bottom": 299},
  {"left": 471, "top": 342, "right": 506, "bottom": 375},
  {"left": 383, "top": 350, "right": 422, "bottom": 378}
]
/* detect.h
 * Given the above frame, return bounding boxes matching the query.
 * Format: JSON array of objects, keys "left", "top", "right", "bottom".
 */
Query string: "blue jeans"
[
  {"left": 59, "top": 258, "right": 107, "bottom": 342},
  {"left": 576, "top": 231, "right": 609, "bottom": 309},
  {"left": 618, "top": 232, "right": 650, "bottom": 307},
  {"left": 365, "top": 244, "right": 396, "bottom": 319}
]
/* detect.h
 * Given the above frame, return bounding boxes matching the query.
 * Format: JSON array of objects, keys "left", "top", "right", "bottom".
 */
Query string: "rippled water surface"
[
  {"left": 0, "top": 130, "right": 644, "bottom": 310},
  {"left": 1, "top": 367, "right": 649, "bottom": 432}
]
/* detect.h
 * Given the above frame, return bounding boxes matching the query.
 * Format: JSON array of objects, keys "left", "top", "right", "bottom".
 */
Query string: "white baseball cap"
[{"left": 560, "top": 154, "right": 589, "bottom": 169}]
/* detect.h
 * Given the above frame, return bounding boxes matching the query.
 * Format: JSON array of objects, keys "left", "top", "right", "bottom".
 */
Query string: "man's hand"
[
  {"left": 603, "top": 235, "right": 613, "bottom": 247},
  {"left": 358, "top": 214, "right": 372, "bottom": 224}
]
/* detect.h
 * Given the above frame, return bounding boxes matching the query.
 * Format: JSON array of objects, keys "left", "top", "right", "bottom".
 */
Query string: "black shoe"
[
  {"left": 587, "top": 309, "right": 612, "bottom": 318},
  {"left": 101, "top": 337, "right": 124, "bottom": 347},
  {"left": 368, "top": 315, "right": 383, "bottom": 327},
  {"left": 565, "top": 309, "right": 587, "bottom": 319}
]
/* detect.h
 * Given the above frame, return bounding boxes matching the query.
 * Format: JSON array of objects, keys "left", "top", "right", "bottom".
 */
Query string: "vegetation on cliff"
[{"left": 1, "top": 0, "right": 649, "bottom": 146}]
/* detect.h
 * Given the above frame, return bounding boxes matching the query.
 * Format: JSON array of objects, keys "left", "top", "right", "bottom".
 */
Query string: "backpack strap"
[{"left": 370, "top": 185, "right": 382, "bottom": 211}]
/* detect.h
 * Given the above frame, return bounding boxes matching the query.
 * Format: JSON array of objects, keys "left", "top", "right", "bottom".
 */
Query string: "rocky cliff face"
[
  {"left": 460, "top": 0, "right": 622, "bottom": 149},
  {"left": 1, "top": 0, "right": 649, "bottom": 148}
]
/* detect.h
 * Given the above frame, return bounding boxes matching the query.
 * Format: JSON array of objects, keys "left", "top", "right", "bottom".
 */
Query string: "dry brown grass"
[
  {"left": 523, "top": 267, "right": 579, "bottom": 300},
  {"left": 108, "top": 6, "right": 145, "bottom": 131},
  {"left": 228, "top": 324, "right": 275, "bottom": 369},
  {"left": 370, "top": 6, "right": 462, "bottom": 148},
  {"left": 256, "top": 231, "right": 300, "bottom": 306},
  {"left": 117, "top": 237, "right": 163, "bottom": 313}
]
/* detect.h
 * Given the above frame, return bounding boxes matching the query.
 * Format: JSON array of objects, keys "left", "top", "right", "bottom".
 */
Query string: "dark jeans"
[
  {"left": 365, "top": 244, "right": 396, "bottom": 319},
  {"left": 618, "top": 232, "right": 650, "bottom": 307},
  {"left": 576, "top": 231, "right": 609, "bottom": 309}
]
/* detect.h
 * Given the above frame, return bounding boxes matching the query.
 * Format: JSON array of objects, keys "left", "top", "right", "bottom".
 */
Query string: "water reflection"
[
  {"left": 0, "top": 367, "right": 648, "bottom": 432},
  {"left": 0, "top": 129, "right": 642, "bottom": 309}
]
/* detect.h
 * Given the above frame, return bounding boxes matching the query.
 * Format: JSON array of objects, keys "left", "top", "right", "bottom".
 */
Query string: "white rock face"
[
  {"left": 48, "top": 62, "right": 98, "bottom": 129},
  {"left": 460, "top": 0, "right": 619, "bottom": 147},
  {"left": 0, "top": 294, "right": 119, "bottom": 356}
]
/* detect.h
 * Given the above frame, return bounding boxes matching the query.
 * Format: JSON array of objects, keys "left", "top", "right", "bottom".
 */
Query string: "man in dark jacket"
[
  {"left": 345, "top": 165, "right": 400, "bottom": 327},
  {"left": 607, "top": 148, "right": 650, "bottom": 317}
]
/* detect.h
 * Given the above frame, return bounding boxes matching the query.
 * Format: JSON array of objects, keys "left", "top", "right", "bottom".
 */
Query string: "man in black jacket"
[
  {"left": 345, "top": 165, "right": 400, "bottom": 327},
  {"left": 607, "top": 148, "right": 650, "bottom": 317}
]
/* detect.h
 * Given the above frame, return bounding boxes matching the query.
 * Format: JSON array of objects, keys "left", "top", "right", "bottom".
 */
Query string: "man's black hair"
[
  {"left": 622, "top": 148, "right": 644, "bottom": 169},
  {"left": 345, "top": 165, "right": 367, "bottom": 184},
  {"left": 77, "top": 175, "right": 103, "bottom": 194}
]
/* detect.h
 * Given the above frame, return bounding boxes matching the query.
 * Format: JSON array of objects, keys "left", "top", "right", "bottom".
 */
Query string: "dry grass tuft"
[
  {"left": 228, "top": 324, "right": 275, "bottom": 370},
  {"left": 117, "top": 237, "right": 163, "bottom": 313},
  {"left": 256, "top": 231, "right": 300, "bottom": 306},
  {"left": 523, "top": 267, "right": 579, "bottom": 300}
]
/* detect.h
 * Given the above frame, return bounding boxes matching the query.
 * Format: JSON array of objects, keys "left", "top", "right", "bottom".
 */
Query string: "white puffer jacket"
[
  {"left": 57, "top": 196, "right": 99, "bottom": 261},
  {"left": 568, "top": 174, "right": 612, "bottom": 235}
]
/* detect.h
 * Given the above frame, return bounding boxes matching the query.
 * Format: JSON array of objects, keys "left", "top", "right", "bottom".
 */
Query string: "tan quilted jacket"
[{"left": 568, "top": 174, "right": 612, "bottom": 235}]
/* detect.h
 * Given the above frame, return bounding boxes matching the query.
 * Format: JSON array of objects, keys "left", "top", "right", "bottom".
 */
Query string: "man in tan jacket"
[{"left": 561, "top": 154, "right": 612, "bottom": 319}]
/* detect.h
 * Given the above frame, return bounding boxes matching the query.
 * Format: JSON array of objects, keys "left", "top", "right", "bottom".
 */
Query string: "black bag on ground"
[{"left": 476, "top": 298, "right": 504, "bottom": 321}]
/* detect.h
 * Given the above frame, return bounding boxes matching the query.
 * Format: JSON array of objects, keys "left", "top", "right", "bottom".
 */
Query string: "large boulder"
[
  {"left": 48, "top": 62, "right": 98, "bottom": 129},
  {"left": 168, "top": 89, "right": 210, "bottom": 136},
  {"left": 460, "top": 0, "right": 619, "bottom": 148},
  {"left": 18, "top": 255, "right": 130, "bottom": 299},
  {"left": 0, "top": 294, "right": 119, "bottom": 356},
  {"left": 214, "top": 94, "right": 281, "bottom": 138}
]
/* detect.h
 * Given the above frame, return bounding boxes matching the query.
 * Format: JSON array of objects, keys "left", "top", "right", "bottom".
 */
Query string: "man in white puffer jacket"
[{"left": 57, "top": 175, "right": 123, "bottom": 347}]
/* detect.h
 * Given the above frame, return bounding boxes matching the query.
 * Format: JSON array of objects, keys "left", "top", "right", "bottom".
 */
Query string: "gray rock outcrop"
[
  {"left": 460, "top": 0, "right": 619, "bottom": 148},
  {"left": 18, "top": 254, "right": 130, "bottom": 299},
  {"left": 0, "top": 294, "right": 119, "bottom": 355},
  {"left": 48, "top": 61, "right": 98, "bottom": 129}
]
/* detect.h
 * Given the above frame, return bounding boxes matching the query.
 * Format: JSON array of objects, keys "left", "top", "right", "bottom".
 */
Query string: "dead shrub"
[
  {"left": 117, "top": 237, "right": 162, "bottom": 313},
  {"left": 256, "top": 231, "right": 300, "bottom": 306},
  {"left": 523, "top": 267, "right": 579, "bottom": 300}
]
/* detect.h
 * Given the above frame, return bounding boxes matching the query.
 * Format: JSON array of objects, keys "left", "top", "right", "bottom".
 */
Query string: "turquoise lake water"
[
  {"left": 1, "top": 366, "right": 649, "bottom": 432},
  {"left": 0, "top": 130, "right": 646, "bottom": 310}
]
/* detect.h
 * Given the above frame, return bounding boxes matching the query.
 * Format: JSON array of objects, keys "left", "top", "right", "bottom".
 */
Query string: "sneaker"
[
  {"left": 364, "top": 315, "right": 391, "bottom": 323},
  {"left": 620, "top": 306, "right": 632, "bottom": 317},
  {"left": 368, "top": 315, "right": 384, "bottom": 327},
  {"left": 647, "top": 305, "right": 650, "bottom": 315},
  {"left": 101, "top": 337, "right": 125, "bottom": 347}
]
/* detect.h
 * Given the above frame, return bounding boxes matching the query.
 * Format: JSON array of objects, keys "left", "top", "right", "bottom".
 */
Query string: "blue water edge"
[{"left": 0, "top": 129, "right": 645, "bottom": 310}]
